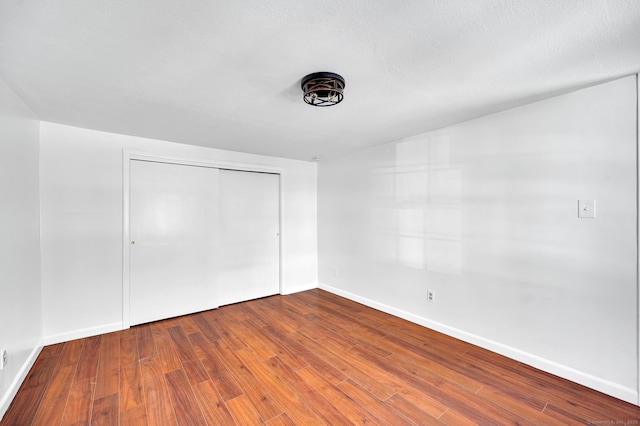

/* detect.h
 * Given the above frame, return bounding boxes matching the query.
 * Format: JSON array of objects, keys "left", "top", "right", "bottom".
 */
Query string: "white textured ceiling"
[{"left": 0, "top": 1, "right": 639, "bottom": 161}]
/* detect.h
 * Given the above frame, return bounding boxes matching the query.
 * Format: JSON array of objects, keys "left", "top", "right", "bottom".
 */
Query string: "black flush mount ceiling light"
[{"left": 301, "top": 72, "right": 345, "bottom": 107}]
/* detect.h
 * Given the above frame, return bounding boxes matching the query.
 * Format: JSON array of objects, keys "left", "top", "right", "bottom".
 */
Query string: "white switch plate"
[{"left": 578, "top": 199, "right": 596, "bottom": 218}]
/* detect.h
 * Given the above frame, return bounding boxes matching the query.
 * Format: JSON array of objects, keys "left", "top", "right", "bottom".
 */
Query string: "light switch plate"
[{"left": 578, "top": 199, "right": 596, "bottom": 218}]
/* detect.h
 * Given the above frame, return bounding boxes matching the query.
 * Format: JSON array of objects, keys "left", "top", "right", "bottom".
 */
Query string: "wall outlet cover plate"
[{"left": 578, "top": 199, "right": 596, "bottom": 218}]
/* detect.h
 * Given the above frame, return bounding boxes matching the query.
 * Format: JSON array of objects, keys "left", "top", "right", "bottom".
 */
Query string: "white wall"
[
  {"left": 0, "top": 79, "right": 42, "bottom": 418},
  {"left": 40, "top": 122, "right": 317, "bottom": 343},
  {"left": 318, "top": 76, "right": 638, "bottom": 403}
]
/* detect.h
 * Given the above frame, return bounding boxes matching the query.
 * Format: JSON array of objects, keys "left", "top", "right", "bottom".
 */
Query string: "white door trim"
[
  {"left": 635, "top": 73, "right": 639, "bottom": 406},
  {"left": 122, "top": 149, "right": 285, "bottom": 328}
]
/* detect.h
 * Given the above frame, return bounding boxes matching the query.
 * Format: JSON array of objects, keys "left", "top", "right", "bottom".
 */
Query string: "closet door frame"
[{"left": 122, "top": 149, "right": 284, "bottom": 328}]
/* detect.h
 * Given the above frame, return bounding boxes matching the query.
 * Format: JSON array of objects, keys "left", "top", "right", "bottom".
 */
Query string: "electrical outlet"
[
  {"left": 0, "top": 348, "right": 6, "bottom": 370},
  {"left": 427, "top": 290, "right": 435, "bottom": 303},
  {"left": 578, "top": 199, "right": 596, "bottom": 218}
]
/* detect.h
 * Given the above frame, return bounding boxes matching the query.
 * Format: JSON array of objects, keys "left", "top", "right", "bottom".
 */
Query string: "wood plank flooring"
[{"left": 2, "top": 289, "right": 639, "bottom": 425}]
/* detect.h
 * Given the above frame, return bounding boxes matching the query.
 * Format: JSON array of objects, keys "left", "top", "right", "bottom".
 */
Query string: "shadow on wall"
[{"left": 369, "top": 136, "right": 462, "bottom": 274}]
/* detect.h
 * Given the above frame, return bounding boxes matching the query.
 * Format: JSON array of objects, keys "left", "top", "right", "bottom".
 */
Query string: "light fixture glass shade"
[{"left": 301, "top": 72, "right": 345, "bottom": 107}]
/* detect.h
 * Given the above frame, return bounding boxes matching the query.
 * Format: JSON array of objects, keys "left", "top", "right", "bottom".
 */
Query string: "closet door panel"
[
  {"left": 217, "top": 169, "right": 280, "bottom": 306},
  {"left": 130, "top": 160, "right": 219, "bottom": 325}
]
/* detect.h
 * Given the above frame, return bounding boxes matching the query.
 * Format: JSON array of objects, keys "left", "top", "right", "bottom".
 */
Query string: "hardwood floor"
[{"left": 2, "top": 289, "right": 639, "bottom": 425}]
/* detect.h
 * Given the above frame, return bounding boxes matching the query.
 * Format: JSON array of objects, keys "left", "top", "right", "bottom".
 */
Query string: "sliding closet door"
[
  {"left": 129, "top": 160, "right": 219, "bottom": 325},
  {"left": 217, "top": 169, "right": 280, "bottom": 306}
]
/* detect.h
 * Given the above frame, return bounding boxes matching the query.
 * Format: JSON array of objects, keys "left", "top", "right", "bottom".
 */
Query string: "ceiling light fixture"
[{"left": 301, "top": 72, "right": 345, "bottom": 107}]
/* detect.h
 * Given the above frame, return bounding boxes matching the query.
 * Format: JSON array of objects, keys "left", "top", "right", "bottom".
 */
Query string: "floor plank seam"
[{"left": 5, "top": 290, "right": 640, "bottom": 425}]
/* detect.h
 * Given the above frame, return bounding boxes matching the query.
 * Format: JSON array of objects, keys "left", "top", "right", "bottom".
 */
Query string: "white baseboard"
[
  {"left": 281, "top": 281, "right": 318, "bottom": 295},
  {"left": 0, "top": 343, "right": 42, "bottom": 421},
  {"left": 319, "top": 283, "right": 638, "bottom": 405},
  {"left": 44, "top": 322, "right": 124, "bottom": 346}
]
